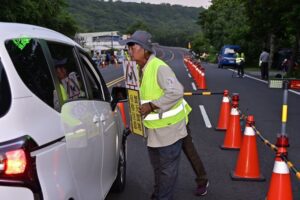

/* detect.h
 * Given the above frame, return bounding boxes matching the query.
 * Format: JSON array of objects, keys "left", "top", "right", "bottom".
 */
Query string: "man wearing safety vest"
[
  {"left": 121, "top": 30, "right": 208, "bottom": 199},
  {"left": 235, "top": 49, "right": 245, "bottom": 78}
]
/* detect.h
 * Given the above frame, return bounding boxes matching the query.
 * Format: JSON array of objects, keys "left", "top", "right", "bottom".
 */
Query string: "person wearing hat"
[{"left": 121, "top": 30, "right": 201, "bottom": 199}]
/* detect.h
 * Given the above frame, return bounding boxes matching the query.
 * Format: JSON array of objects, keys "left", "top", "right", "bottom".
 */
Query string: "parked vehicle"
[
  {"left": 218, "top": 45, "right": 240, "bottom": 68},
  {"left": 0, "top": 22, "right": 128, "bottom": 200}
]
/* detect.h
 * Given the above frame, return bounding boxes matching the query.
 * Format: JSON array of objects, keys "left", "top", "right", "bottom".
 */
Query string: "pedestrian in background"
[
  {"left": 259, "top": 48, "right": 270, "bottom": 80},
  {"left": 235, "top": 49, "right": 245, "bottom": 78},
  {"left": 121, "top": 30, "right": 193, "bottom": 200}
]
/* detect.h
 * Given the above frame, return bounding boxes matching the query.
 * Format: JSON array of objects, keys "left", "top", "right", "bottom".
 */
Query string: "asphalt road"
[{"left": 103, "top": 45, "right": 300, "bottom": 200}]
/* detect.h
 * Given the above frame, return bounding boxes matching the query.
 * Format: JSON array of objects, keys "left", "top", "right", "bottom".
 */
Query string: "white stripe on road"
[
  {"left": 188, "top": 73, "right": 192, "bottom": 78},
  {"left": 228, "top": 69, "right": 267, "bottom": 83},
  {"left": 199, "top": 105, "right": 212, "bottom": 128},
  {"left": 192, "top": 82, "right": 197, "bottom": 91},
  {"left": 289, "top": 89, "right": 300, "bottom": 95},
  {"left": 186, "top": 68, "right": 189, "bottom": 72}
]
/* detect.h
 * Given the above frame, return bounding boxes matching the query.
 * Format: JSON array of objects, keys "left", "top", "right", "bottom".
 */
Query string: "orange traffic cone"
[
  {"left": 195, "top": 68, "right": 202, "bottom": 89},
  {"left": 198, "top": 69, "right": 207, "bottom": 90},
  {"left": 231, "top": 115, "right": 265, "bottom": 181},
  {"left": 266, "top": 138, "right": 293, "bottom": 200},
  {"left": 215, "top": 90, "right": 231, "bottom": 131},
  {"left": 117, "top": 102, "right": 127, "bottom": 128},
  {"left": 221, "top": 94, "right": 242, "bottom": 150}
]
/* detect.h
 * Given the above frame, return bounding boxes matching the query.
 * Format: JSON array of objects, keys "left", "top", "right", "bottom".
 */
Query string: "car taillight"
[
  {"left": 0, "top": 136, "right": 43, "bottom": 199},
  {"left": 5, "top": 149, "right": 27, "bottom": 175}
]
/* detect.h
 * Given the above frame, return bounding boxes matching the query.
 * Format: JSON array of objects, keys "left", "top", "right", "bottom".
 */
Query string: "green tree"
[
  {"left": 125, "top": 20, "right": 150, "bottom": 34},
  {"left": 0, "top": 0, "right": 77, "bottom": 37},
  {"left": 199, "top": 0, "right": 249, "bottom": 50},
  {"left": 198, "top": 0, "right": 250, "bottom": 62}
]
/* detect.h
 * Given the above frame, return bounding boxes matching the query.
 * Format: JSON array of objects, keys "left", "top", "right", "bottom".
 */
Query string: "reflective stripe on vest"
[
  {"left": 142, "top": 100, "right": 187, "bottom": 120},
  {"left": 236, "top": 53, "right": 245, "bottom": 63}
]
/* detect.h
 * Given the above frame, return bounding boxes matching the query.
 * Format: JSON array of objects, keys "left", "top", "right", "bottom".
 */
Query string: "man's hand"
[{"left": 140, "top": 102, "right": 155, "bottom": 118}]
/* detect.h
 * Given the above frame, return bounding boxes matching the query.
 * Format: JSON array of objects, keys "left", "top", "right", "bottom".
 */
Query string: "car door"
[
  {"left": 79, "top": 51, "right": 119, "bottom": 196},
  {"left": 46, "top": 42, "right": 103, "bottom": 200}
]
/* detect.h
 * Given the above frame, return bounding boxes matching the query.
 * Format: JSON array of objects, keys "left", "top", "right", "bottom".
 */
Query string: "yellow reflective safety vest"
[
  {"left": 236, "top": 52, "right": 245, "bottom": 64},
  {"left": 140, "top": 57, "right": 192, "bottom": 129},
  {"left": 60, "top": 84, "right": 68, "bottom": 101}
]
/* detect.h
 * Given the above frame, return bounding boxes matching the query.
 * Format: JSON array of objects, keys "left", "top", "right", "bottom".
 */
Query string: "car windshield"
[
  {"left": 223, "top": 48, "right": 236, "bottom": 55},
  {"left": 0, "top": 59, "right": 11, "bottom": 117}
]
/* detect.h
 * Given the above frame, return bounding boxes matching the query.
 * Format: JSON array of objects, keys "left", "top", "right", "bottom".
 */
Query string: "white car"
[{"left": 0, "top": 22, "right": 128, "bottom": 200}]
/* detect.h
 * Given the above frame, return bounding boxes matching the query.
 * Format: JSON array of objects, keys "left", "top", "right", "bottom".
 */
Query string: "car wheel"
[{"left": 111, "top": 143, "right": 126, "bottom": 193}]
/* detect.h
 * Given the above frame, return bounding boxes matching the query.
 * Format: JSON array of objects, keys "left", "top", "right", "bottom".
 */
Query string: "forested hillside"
[{"left": 67, "top": 0, "right": 204, "bottom": 46}]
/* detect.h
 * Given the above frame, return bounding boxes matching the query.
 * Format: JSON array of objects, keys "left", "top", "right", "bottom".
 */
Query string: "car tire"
[{"left": 111, "top": 142, "right": 126, "bottom": 193}]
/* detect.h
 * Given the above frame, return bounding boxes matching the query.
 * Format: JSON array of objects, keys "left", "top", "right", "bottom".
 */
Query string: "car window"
[
  {"left": 80, "top": 53, "right": 104, "bottom": 100},
  {"left": 0, "top": 60, "right": 11, "bottom": 117},
  {"left": 79, "top": 51, "right": 111, "bottom": 102},
  {"left": 224, "top": 48, "right": 235, "bottom": 55},
  {"left": 47, "top": 42, "right": 87, "bottom": 105},
  {"left": 5, "top": 38, "right": 55, "bottom": 109}
]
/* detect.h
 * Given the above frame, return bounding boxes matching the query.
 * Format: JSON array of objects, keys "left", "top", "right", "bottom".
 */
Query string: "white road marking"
[
  {"left": 199, "top": 105, "right": 212, "bottom": 128},
  {"left": 192, "top": 82, "right": 197, "bottom": 91},
  {"left": 289, "top": 89, "right": 300, "bottom": 95},
  {"left": 188, "top": 73, "right": 192, "bottom": 78}
]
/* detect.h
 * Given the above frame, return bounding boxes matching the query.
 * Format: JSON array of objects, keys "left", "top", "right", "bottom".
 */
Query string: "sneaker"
[{"left": 194, "top": 181, "right": 209, "bottom": 196}]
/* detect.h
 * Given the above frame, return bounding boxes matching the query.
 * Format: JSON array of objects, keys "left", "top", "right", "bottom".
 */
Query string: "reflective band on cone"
[
  {"left": 223, "top": 96, "right": 230, "bottom": 103},
  {"left": 231, "top": 107, "right": 239, "bottom": 116},
  {"left": 273, "top": 161, "right": 289, "bottom": 174},
  {"left": 244, "top": 126, "right": 255, "bottom": 136}
]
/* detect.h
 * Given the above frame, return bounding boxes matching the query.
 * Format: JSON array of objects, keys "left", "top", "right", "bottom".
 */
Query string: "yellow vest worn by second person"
[
  {"left": 140, "top": 57, "right": 192, "bottom": 129},
  {"left": 236, "top": 52, "right": 245, "bottom": 64}
]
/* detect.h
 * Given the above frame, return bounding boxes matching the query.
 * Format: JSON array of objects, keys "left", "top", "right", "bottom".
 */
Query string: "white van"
[{"left": 0, "top": 22, "right": 128, "bottom": 200}]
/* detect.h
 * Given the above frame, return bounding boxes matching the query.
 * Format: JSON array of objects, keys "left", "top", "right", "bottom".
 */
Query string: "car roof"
[{"left": 0, "top": 22, "right": 79, "bottom": 47}]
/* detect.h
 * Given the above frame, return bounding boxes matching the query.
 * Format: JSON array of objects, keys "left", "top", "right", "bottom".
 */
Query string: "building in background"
[{"left": 75, "top": 31, "right": 126, "bottom": 55}]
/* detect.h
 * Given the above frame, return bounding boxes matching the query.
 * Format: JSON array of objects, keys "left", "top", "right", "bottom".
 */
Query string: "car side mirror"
[{"left": 111, "top": 87, "right": 128, "bottom": 110}]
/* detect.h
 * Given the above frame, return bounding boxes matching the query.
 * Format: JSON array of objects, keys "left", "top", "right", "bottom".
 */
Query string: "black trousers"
[
  {"left": 183, "top": 125, "right": 208, "bottom": 186},
  {"left": 237, "top": 63, "right": 244, "bottom": 76},
  {"left": 261, "top": 62, "right": 269, "bottom": 80}
]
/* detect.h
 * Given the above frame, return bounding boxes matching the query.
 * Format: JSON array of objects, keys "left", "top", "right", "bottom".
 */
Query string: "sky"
[{"left": 115, "top": 0, "right": 211, "bottom": 8}]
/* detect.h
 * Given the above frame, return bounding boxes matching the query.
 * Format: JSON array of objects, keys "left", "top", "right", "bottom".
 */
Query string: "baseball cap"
[{"left": 119, "top": 30, "right": 153, "bottom": 52}]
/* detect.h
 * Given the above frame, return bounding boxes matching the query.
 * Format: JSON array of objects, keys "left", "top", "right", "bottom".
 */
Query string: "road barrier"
[
  {"left": 231, "top": 115, "right": 265, "bottom": 181},
  {"left": 238, "top": 109, "right": 300, "bottom": 181},
  {"left": 185, "top": 56, "right": 298, "bottom": 197},
  {"left": 236, "top": 110, "right": 297, "bottom": 199},
  {"left": 267, "top": 146, "right": 293, "bottom": 200},
  {"left": 253, "top": 125, "right": 300, "bottom": 180},
  {"left": 184, "top": 91, "right": 223, "bottom": 96},
  {"left": 184, "top": 57, "right": 207, "bottom": 90},
  {"left": 117, "top": 102, "right": 128, "bottom": 128},
  {"left": 216, "top": 90, "right": 231, "bottom": 131},
  {"left": 221, "top": 94, "right": 243, "bottom": 150}
]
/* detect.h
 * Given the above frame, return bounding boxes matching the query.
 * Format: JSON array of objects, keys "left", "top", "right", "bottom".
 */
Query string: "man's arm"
[{"left": 151, "top": 65, "right": 184, "bottom": 112}]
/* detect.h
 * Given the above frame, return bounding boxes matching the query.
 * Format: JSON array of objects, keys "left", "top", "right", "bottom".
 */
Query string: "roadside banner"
[{"left": 123, "top": 61, "right": 145, "bottom": 136}]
